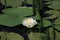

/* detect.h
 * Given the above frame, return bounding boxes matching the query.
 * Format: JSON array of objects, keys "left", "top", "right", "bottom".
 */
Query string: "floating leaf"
[
  {"left": 55, "top": 24, "right": 60, "bottom": 31},
  {"left": 33, "top": 12, "right": 40, "bottom": 20},
  {"left": 43, "top": 19, "right": 51, "bottom": 27},
  {"left": 0, "top": 14, "right": 23, "bottom": 26},
  {"left": 45, "top": 10, "right": 60, "bottom": 24},
  {"left": 7, "top": 32, "right": 24, "bottom": 40},
  {"left": 1, "top": 0, "right": 22, "bottom": 7},
  {"left": 26, "top": 0, "right": 33, "bottom": 4},
  {"left": 3, "top": 8, "right": 33, "bottom": 17},
  {"left": 55, "top": 16, "right": 60, "bottom": 24},
  {"left": 28, "top": 32, "right": 46, "bottom": 40},
  {"left": 48, "top": 1, "right": 60, "bottom": 10},
  {"left": 36, "top": 19, "right": 51, "bottom": 28},
  {"left": 45, "top": 10, "right": 59, "bottom": 19},
  {"left": 0, "top": 8, "right": 33, "bottom": 26}
]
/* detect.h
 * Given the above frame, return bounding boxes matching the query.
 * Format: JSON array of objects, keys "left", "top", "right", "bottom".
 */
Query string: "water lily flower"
[{"left": 22, "top": 17, "right": 37, "bottom": 28}]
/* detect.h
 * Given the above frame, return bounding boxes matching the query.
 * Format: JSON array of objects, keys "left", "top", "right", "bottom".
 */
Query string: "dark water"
[{"left": 0, "top": 25, "right": 29, "bottom": 40}]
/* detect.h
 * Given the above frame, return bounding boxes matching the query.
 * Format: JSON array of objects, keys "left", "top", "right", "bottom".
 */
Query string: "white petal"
[{"left": 22, "top": 17, "right": 37, "bottom": 28}]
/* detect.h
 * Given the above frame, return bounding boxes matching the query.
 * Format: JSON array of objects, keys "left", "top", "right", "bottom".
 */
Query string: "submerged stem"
[
  {"left": 4, "top": 0, "right": 7, "bottom": 8},
  {"left": 51, "top": 21, "right": 56, "bottom": 40},
  {"left": 1, "top": 31, "right": 7, "bottom": 40},
  {"left": 37, "top": 0, "right": 44, "bottom": 40}
]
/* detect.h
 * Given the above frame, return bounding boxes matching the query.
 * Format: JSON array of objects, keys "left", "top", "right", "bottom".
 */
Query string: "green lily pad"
[
  {"left": 55, "top": 24, "right": 60, "bottom": 31},
  {"left": 45, "top": 10, "right": 59, "bottom": 19},
  {"left": 28, "top": 32, "right": 46, "bottom": 40},
  {"left": 45, "top": 10, "right": 60, "bottom": 24},
  {"left": 0, "top": 14, "right": 24, "bottom": 26},
  {"left": 0, "top": 32, "right": 24, "bottom": 40},
  {"left": 0, "top": 8, "right": 33, "bottom": 26},
  {"left": 7, "top": 32, "right": 24, "bottom": 40},
  {"left": 37, "top": 19, "right": 51, "bottom": 28},
  {"left": 3, "top": 8, "right": 33, "bottom": 17},
  {"left": 1, "top": 0, "right": 22, "bottom": 7},
  {"left": 43, "top": 19, "right": 51, "bottom": 27},
  {"left": 26, "top": 0, "right": 33, "bottom": 4},
  {"left": 33, "top": 12, "right": 40, "bottom": 20},
  {"left": 48, "top": 1, "right": 60, "bottom": 10},
  {"left": 55, "top": 17, "right": 60, "bottom": 24}
]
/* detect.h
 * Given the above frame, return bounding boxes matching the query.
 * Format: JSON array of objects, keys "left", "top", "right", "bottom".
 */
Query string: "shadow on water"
[
  {"left": 0, "top": 24, "right": 40, "bottom": 40},
  {"left": 54, "top": 28, "right": 60, "bottom": 33},
  {"left": 0, "top": 24, "right": 29, "bottom": 40},
  {"left": 20, "top": 2, "right": 32, "bottom": 7},
  {"left": 40, "top": 3, "right": 53, "bottom": 18},
  {"left": 0, "top": 2, "right": 5, "bottom": 14}
]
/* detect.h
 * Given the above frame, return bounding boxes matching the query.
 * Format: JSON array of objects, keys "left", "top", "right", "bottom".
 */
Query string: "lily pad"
[
  {"left": 0, "top": 14, "right": 23, "bottom": 26},
  {"left": 1, "top": 0, "right": 22, "bottom": 7},
  {"left": 45, "top": 10, "right": 59, "bottom": 19},
  {"left": 28, "top": 32, "right": 46, "bottom": 40},
  {"left": 37, "top": 19, "right": 51, "bottom": 28},
  {"left": 0, "top": 8, "right": 33, "bottom": 26},
  {"left": 45, "top": 10, "right": 60, "bottom": 24},
  {"left": 48, "top": 1, "right": 60, "bottom": 10},
  {"left": 3, "top": 8, "right": 33, "bottom": 17},
  {"left": 43, "top": 19, "right": 51, "bottom": 27},
  {"left": 55, "top": 24, "right": 60, "bottom": 31}
]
